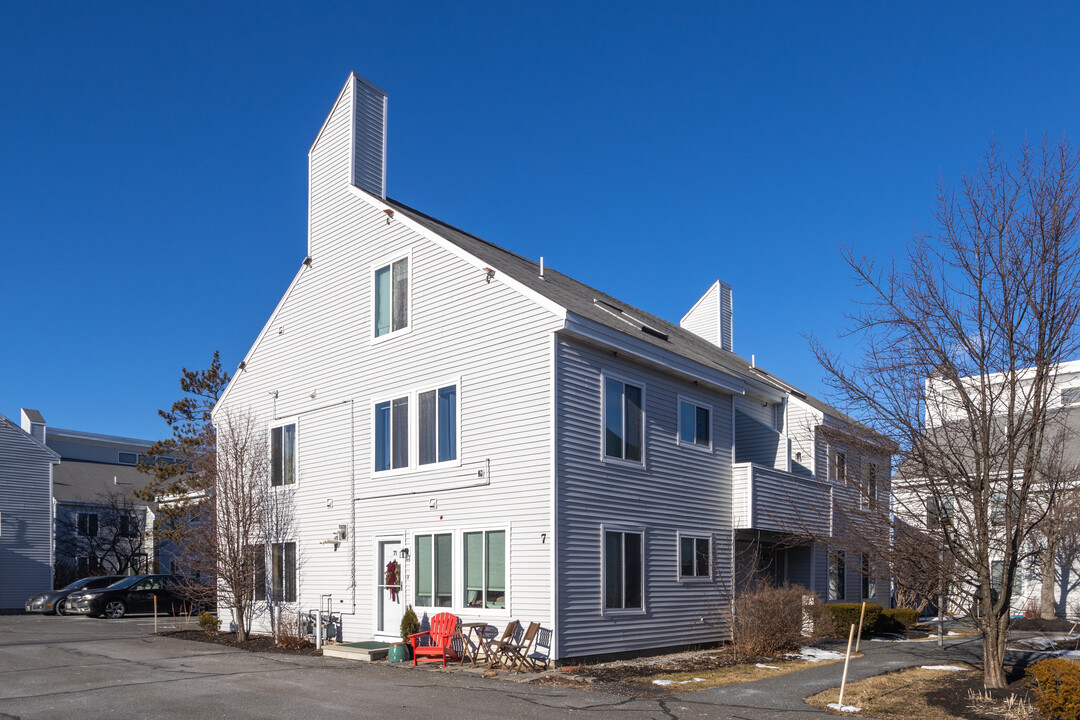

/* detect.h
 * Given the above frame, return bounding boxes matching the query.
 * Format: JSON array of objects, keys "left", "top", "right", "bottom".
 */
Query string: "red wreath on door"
[{"left": 384, "top": 560, "right": 401, "bottom": 602}]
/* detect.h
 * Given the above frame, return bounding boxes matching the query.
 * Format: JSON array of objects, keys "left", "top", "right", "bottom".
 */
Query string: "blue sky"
[{"left": 2, "top": 1, "right": 1078, "bottom": 440}]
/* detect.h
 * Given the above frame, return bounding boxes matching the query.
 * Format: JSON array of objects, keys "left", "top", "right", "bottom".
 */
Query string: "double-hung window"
[
  {"left": 78, "top": 512, "right": 98, "bottom": 538},
  {"left": 829, "top": 448, "right": 846, "bottom": 483},
  {"left": 464, "top": 530, "right": 505, "bottom": 609},
  {"left": 604, "top": 377, "right": 643, "bottom": 462},
  {"left": 414, "top": 533, "right": 453, "bottom": 607},
  {"left": 861, "top": 462, "right": 878, "bottom": 510},
  {"left": 374, "top": 256, "right": 409, "bottom": 338},
  {"left": 679, "top": 534, "right": 711, "bottom": 579},
  {"left": 374, "top": 397, "right": 409, "bottom": 471},
  {"left": 254, "top": 541, "right": 297, "bottom": 602},
  {"left": 271, "top": 422, "right": 297, "bottom": 486},
  {"left": 419, "top": 384, "right": 457, "bottom": 465},
  {"left": 678, "top": 398, "right": 711, "bottom": 448},
  {"left": 119, "top": 515, "right": 140, "bottom": 538},
  {"left": 603, "top": 529, "right": 643, "bottom": 611},
  {"left": 861, "top": 553, "right": 876, "bottom": 599}
]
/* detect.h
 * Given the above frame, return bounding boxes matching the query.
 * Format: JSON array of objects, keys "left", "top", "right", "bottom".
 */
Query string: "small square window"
[{"left": 679, "top": 535, "right": 711, "bottom": 579}]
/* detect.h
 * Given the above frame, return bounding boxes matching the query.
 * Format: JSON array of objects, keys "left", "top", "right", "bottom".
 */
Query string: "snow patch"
[
  {"left": 827, "top": 703, "right": 862, "bottom": 713},
  {"left": 756, "top": 663, "right": 781, "bottom": 669},
  {"left": 652, "top": 679, "right": 674, "bottom": 686},
  {"left": 920, "top": 665, "right": 967, "bottom": 672},
  {"left": 787, "top": 647, "right": 847, "bottom": 662}
]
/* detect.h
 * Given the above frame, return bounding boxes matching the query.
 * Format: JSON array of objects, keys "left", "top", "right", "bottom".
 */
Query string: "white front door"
[{"left": 376, "top": 539, "right": 404, "bottom": 638}]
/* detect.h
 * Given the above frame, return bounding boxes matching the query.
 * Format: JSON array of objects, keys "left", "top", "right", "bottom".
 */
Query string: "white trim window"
[
  {"left": 373, "top": 255, "right": 409, "bottom": 339},
  {"left": 271, "top": 422, "right": 297, "bottom": 486},
  {"left": 374, "top": 396, "right": 409, "bottom": 471},
  {"left": 861, "top": 462, "right": 878, "bottom": 510},
  {"left": 861, "top": 553, "right": 876, "bottom": 599},
  {"left": 603, "top": 376, "right": 644, "bottom": 463},
  {"left": 678, "top": 533, "right": 711, "bottom": 579},
  {"left": 419, "top": 384, "right": 458, "bottom": 465},
  {"left": 828, "top": 448, "right": 846, "bottom": 483},
  {"left": 463, "top": 529, "right": 506, "bottom": 610},
  {"left": 677, "top": 397, "right": 711, "bottom": 449},
  {"left": 603, "top": 528, "right": 644, "bottom": 611},
  {"left": 828, "top": 550, "right": 846, "bottom": 601},
  {"left": 414, "top": 532, "right": 453, "bottom": 608},
  {"left": 255, "top": 541, "right": 297, "bottom": 603}
]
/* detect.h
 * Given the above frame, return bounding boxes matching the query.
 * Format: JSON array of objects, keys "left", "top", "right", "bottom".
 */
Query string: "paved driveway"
[{"left": 0, "top": 614, "right": 1002, "bottom": 719}]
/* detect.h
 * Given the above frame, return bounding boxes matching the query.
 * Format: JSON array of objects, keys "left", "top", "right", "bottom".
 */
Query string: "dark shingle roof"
[
  {"left": 387, "top": 197, "right": 774, "bottom": 392},
  {"left": 53, "top": 461, "right": 153, "bottom": 504}
]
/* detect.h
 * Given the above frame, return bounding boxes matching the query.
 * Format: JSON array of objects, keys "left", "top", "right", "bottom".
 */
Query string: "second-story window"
[
  {"left": 861, "top": 462, "right": 878, "bottom": 510},
  {"left": 829, "top": 448, "right": 846, "bottom": 483},
  {"left": 374, "top": 257, "right": 409, "bottom": 338},
  {"left": 78, "top": 512, "right": 99, "bottom": 537},
  {"left": 271, "top": 423, "right": 296, "bottom": 486},
  {"left": 678, "top": 399, "right": 711, "bottom": 448},
  {"left": 604, "top": 377, "right": 643, "bottom": 462},
  {"left": 375, "top": 396, "right": 409, "bottom": 471},
  {"left": 419, "top": 385, "right": 457, "bottom": 465}
]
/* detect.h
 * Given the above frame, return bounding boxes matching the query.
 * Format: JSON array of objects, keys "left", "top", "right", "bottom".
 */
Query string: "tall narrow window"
[
  {"left": 271, "top": 423, "right": 297, "bottom": 486},
  {"left": 926, "top": 497, "right": 954, "bottom": 531},
  {"left": 604, "top": 530, "right": 643, "bottom": 610},
  {"left": 829, "top": 449, "right": 846, "bottom": 483},
  {"left": 374, "top": 257, "right": 409, "bottom": 338},
  {"left": 464, "top": 530, "right": 506, "bottom": 609},
  {"left": 678, "top": 399, "right": 711, "bottom": 448},
  {"left": 419, "top": 385, "right": 458, "bottom": 465},
  {"left": 414, "top": 533, "right": 453, "bottom": 607},
  {"left": 604, "top": 378, "right": 643, "bottom": 462},
  {"left": 861, "top": 554, "right": 876, "bottom": 599},
  {"left": 862, "top": 462, "right": 878, "bottom": 510},
  {"left": 255, "top": 542, "right": 297, "bottom": 602},
  {"left": 375, "top": 397, "right": 409, "bottom": 471},
  {"left": 829, "top": 550, "right": 846, "bottom": 601}
]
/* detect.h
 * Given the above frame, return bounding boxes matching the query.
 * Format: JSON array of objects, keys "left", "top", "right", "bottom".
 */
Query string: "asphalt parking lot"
[{"left": 0, "top": 613, "right": 996, "bottom": 720}]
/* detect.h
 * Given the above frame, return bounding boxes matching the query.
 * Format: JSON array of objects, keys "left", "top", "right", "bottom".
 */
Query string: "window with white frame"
[
  {"left": 271, "top": 422, "right": 297, "bottom": 486},
  {"left": 463, "top": 530, "right": 505, "bottom": 609},
  {"left": 926, "top": 496, "right": 954, "bottom": 531},
  {"left": 604, "top": 377, "right": 643, "bottom": 462},
  {"left": 415, "top": 533, "right": 453, "bottom": 607},
  {"left": 374, "top": 256, "right": 409, "bottom": 338},
  {"left": 604, "top": 529, "right": 643, "bottom": 610},
  {"left": 1063, "top": 387, "right": 1080, "bottom": 404},
  {"left": 374, "top": 397, "right": 409, "bottom": 471},
  {"left": 254, "top": 541, "right": 296, "bottom": 602},
  {"left": 828, "top": 448, "right": 846, "bottom": 483},
  {"left": 118, "top": 451, "right": 138, "bottom": 465},
  {"left": 828, "top": 550, "right": 845, "bottom": 601},
  {"left": 77, "top": 512, "right": 98, "bottom": 537},
  {"left": 679, "top": 534, "right": 710, "bottom": 579},
  {"left": 678, "top": 399, "right": 711, "bottom": 448},
  {"left": 419, "top": 384, "right": 457, "bottom": 465},
  {"left": 861, "top": 462, "right": 878, "bottom": 510}
]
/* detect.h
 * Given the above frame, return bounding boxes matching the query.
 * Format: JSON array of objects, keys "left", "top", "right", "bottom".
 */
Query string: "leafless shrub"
[{"left": 732, "top": 583, "right": 821, "bottom": 657}]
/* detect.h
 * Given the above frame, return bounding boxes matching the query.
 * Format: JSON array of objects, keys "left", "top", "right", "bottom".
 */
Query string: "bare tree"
[
  {"left": 1028, "top": 423, "right": 1080, "bottom": 618},
  {"left": 55, "top": 491, "right": 150, "bottom": 587},
  {"left": 256, "top": 475, "right": 297, "bottom": 642},
  {"left": 812, "top": 138, "right": 1080, "bottom": 688}
]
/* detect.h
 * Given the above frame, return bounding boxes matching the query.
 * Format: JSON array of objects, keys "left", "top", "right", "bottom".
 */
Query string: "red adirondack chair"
[{"left": 408, "top": 612, "right": 462, "bottom": 667}]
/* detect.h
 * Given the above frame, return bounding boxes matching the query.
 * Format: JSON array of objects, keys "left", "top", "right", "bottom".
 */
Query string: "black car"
[
  {"left": 25, "top": 575, "right": 126, "bottom": 615},
  {"left": 66, "top": 574, "right": 207, "bottom": 618}
]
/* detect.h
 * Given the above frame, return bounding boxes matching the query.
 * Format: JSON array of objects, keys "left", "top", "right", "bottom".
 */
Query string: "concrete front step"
[{"left": 322, "top": 641, "right": 390, "bottom": 661}]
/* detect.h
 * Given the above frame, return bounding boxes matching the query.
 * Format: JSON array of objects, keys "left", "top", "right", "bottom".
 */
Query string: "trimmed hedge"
[
  {"left": 819, "top": 603, "right": 883, "bottom": 638},
  {"left": 1029, "top": 658, "right": 1080, "bottom": 720},
  {"left": 876, "top": 608, "right": 921, "bottom": 633}
]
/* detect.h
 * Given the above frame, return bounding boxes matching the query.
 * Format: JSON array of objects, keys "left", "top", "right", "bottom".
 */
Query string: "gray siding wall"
[
  {"left": 219, "top": 153, "right": 562, "bottom": 643},
  {"left": 45, "top": 435, "right": 151, "bottom": 464},
  {"left": 555, "top": 337, "right": 734, "bottom": 659},
  {"left": 787, "top": 398, "right": 819, "bottom": 478},
  {"left": 732, "top": 463, "right": 832, "bottom": 537},
  {"left": 733, "top": 410, "right": 785, "bottom": 469},
  {"left": 0, "top": 422, "right": 55, "bottom": 608}
]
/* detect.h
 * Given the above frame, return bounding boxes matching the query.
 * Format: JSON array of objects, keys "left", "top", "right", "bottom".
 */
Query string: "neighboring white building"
[
  {"left": 0, "top": 411, "right": 59, "bottom": 610},
  {"left": 897, "top": 362, "right": 1080, "bottom": 618},
  {"left": 213, "top": 73, "right": 891, "bottom": 660}
]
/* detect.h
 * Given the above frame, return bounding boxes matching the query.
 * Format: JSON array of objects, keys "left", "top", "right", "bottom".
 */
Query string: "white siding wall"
[
  {"left": 680, "top": 282, "right": 720, "bottom": 348},
  {"left": 555, "top": 337, "right": 734, "bottom": 658},
  {"left": 0, "top": 422, "right": 55, "bottom": 608},
  {"left": 218, "top": 183, "right": 562, "bottom": 641}
]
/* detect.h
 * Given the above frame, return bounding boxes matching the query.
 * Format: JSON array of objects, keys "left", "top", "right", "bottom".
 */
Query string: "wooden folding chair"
[
  {"left": 483, "top": 620, "right": 520, "bottom": 670},
  {"left": 502, "top": 621, "right": 541, "bottom": 671}
]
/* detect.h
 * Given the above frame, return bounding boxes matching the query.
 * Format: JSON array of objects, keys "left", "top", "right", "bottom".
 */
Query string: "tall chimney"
[
  {"left": 20, "top": 408, "right": 46, "bottom": 444},
  {"left": 680, "top": 280, "right": 733, "bottom": 352}
]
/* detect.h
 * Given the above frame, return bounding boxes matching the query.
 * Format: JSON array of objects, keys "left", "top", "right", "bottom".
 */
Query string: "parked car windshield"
[
  {"left": 59, "top": 578, "right": 93, "bottom": 591},
  {"left": 105, "top": 576, "right": 147, "bottom": 590}
]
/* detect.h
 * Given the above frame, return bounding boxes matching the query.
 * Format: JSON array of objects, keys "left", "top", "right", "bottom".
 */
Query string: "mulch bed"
[
  {"left": 1010, "top": 617, "right": 1076, "bottom": 633},
  {"left": 924, "top": 665, "right": 1032, "bottom": 720},
  {"left": 167, "top": 629, "right": 319, "bottom": 656}
]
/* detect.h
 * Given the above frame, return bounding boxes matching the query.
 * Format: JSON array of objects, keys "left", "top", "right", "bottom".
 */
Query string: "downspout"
[{"left": 351, "top": 398, "right": 356, "bottom": 614}]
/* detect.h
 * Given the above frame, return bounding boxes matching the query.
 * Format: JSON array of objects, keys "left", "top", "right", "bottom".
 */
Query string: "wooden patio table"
[{"left": 459, "top": 622, "right": 492, "bottom": 667}]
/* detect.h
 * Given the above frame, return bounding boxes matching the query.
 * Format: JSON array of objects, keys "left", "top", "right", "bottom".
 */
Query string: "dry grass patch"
[
  {"left": 634, "top": 656, "right": 843, "bottom": 691},
  {"left": 807, "top": 666, "right": 978, "bottom": 719}
]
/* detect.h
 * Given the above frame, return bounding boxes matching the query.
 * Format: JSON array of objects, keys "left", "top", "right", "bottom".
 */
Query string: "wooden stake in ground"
[
  {"left": 855, "top": 602, "right": 867, "bottom": 653},
  {"left": 153, "top": 595, "right": 158, "bottom": 634},
  {"left": 838, "top": 623, "right": 856, "bottom": 708}
]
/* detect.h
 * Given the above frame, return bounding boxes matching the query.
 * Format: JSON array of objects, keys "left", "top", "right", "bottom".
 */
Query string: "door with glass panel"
[{"left": 376, "top": 539, "right": 403, "bottom": 637}]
